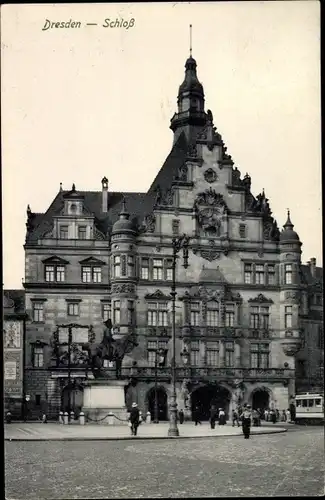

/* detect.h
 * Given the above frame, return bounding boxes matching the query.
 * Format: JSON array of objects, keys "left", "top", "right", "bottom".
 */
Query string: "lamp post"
[
  {"left": 153, "top": 347, "right": 167, "bottom": 424},
  {"left": 168, "top": 234, "right": 190, "bottom": 437}
]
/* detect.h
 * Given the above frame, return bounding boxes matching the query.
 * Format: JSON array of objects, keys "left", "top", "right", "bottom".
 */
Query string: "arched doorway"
[
  {"left": 61, "top": 384, "right": 84, "bottom": 418},
  {"left": 147, "top": 386, "right": 168, "bottom": 421},
  {"left": 252, "top": 388, "right": 270, "bottom": 413},
  {"left": 191, "top": 384, "right": 231, "bottom": 420}
]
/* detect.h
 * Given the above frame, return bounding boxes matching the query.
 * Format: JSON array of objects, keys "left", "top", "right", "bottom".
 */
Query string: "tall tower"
[
  {"left": 170, "top": 26, "right": 207, "bottom": 144},
  {"left": 110, "top": 199, "right": 137, "bottom": 339},
  {"left": 279, "top": 210, "right": 303, "bottom": 400}
]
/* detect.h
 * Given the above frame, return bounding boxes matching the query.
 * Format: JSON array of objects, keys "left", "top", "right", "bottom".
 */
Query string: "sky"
[{"left": 1, "top": 1, "right": 321, "bottom": 289}]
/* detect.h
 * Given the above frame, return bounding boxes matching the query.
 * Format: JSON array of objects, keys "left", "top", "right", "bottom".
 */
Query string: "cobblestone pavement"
[{"left": 5, "top": 427, "right": 324, "bottom": 499}]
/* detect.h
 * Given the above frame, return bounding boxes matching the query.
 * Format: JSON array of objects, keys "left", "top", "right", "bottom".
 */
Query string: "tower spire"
[{"left": 189, "top": 24, "right": 192, "bottom": 57}]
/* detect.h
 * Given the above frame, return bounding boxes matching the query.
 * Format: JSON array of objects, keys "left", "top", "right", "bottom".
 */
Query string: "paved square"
[{"left": 5, "top": 426, "right": 324, "bottom": 498}]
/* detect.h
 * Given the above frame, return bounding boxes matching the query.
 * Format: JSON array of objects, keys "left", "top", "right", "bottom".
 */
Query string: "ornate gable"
[
  {"left": 42, "top": 256, "right": 70, "bottom": 265},
  {"left": 248, "top": 294, "right": 274, "bottom": 304},
  {"left": 145, "top": 290, "right": 171, "bottom": 300},
  {"left": 79, "top": 257, "right": 106, "bottom": 265}
]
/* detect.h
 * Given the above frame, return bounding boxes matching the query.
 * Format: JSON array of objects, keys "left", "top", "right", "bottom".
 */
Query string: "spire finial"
[
  {"left": 59, "top": 182, "right": 63, "bottom": 192},
  {"left": 189, "top": 24, "right": 192, "bottom": 57}
]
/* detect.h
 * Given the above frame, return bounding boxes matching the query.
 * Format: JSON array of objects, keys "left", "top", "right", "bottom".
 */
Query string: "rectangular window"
[
  {"left": 33, "top": 302, "right": 44, "bottom": 322},
  {"left": 35, "top": 394, "right": 41, "bottom": 406},
  {"left": 250, "top": 343, "right": 269, "bottom": 368},
  {"left": 127, "top": 301, "right": 134, "bottom": 325},
  {"left": 172, "top": 219, "right": 180, "bottom": 235},
  {"left": 225, "top": 304, "right": 235, "bottom": 327},
  {"left": 33, "top": 346, "right": 44, "bottom": 367},
  {"left": 153, "top": 259, "right": 163, "bottom": 280},
  {"left": 190, "top": 341, "right": 200, "bottom": 366},
  {"left": 244, "top": 263, "right": 252, "bottom": 284},
  {"left": 206, "top": 341, "right": 219, "bottom": 366},
  {"left": 127, "top": 255, "right": 134, "bottom": 277},
  {"left": 207, "top": 302, "right": 219, "bottom": 326},
  {"left": 239, "top": 224, "right": 246, "bottom": 238},
  {"left": 92, "top": 267, "right": 102, "bottom": 283},
  {"left": 250, "top": 306, "right": 259, "bottom": 328},
  {"left": 82, "top": 266, "right": 92, "bottom": 283},
  {"left": 165, "top": 259, "right": 173, "bottom": 281},
  {"left": 285, "top": 306, "right": 292, "bottom": 328},
  {"left": 114, "top": 255, "right": 121, "bottom": 278},
  {"left": 318, "top": 326, "right": 324, "bottom": 349},
  {"left": 102, "top": 303, "right": 111, "bottom": 321},
  {"left": 260, "top": 306, "right": 270, "bottom": 329},
  {"left": 225, "top": 342, "right": 234, "bottom": 367},
  {"left": 60, "top": 226, "right": 69, "bottom": 239},
  {"left": 267, "top": 264, "right": 276, "bottom": 285},
  {"left": 190, "top": 302, "right": 200, "bottom": 326},
  {"left": 56, "top": 265, "right": 65, "bottom": 282},
  {"left": 113, "top": 300, "right": 120, "bottom": 324},
  {"left": 45, "top": 265, "right": 55, "bottom": 282},
  {"left": 255, "top": 264, "right": 265, "bottom": 285},
  {"left": 141, "top": 258, "right": 149, "bottom": 280},
  {"left": 147, "top": 302, "right": 168, "bottom": 327},
  {"left": 78, "top": 226, "right": 87, "bottom": 240},
  {"left": 285, "top": 264, "right": 293, "bottom": 284},
  {"left": 148, "top": 350, "right": 156, "bottom": 367},
  {"left": 67, "top": 302, "right": 79, "bottom": 316}
]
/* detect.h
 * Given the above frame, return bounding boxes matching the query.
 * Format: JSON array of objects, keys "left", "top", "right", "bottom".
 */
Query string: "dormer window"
[
  {"left": 60, "top": 226, "right": 69, "bottom": 239},
  {"left": 78, "top": 226, "right": 87, "bottom": 240}
]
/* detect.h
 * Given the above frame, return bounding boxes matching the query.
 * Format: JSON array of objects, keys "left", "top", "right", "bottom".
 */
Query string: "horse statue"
[{"left": 89, "top": 320, "right": 138, "bottom": 379}]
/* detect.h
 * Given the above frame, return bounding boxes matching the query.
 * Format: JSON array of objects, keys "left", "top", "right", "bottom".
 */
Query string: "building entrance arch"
[
  {"left": 191, "top": 384, "right": 231, "bottom": 420},
  {"left": 147, "top": 386, "right": 168, "bottom": 421},
  {"left": 61, "top": 384, "right": 84, "bottom": 418},
  {"left": 251, "top": 388, "right": 270, "bottom": 413}
]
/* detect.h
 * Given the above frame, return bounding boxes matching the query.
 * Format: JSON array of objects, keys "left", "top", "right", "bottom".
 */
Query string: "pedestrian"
[
  {"left": 218, "top": 408, "right": 226, "bottom": 425},
  {"left": 232, "top": 408, "right": 240, "bottom": 427},
  {"left": 179, "top": 409, "right": 184, "bottom": 424},
  {"left": 275, "top": 409, "right": 280, "bottom": 422},
  {"left": 129, "top": 402, "right": 140, "bottom": 436},
  {"left": 193, "top": 405, "right": 201, "bottom": 426},
  {"left": 252, "top": 409, "right": 259, "bottom": 427},
  {"left": 242, "top": 405, "right": 252, "bottom": 439},
  {"left": 6, "top": 411, "right": 12, "bottom": 424},
  {"left": 281, "top": 409, "right": 287, "bottom": 422},
  {"left": 264, "top": 408, "right": 269, "bottom": 422},
  {"left": 286, "top": 408, "right": 291, "bottom": 423},
  {"left": 42, "top": 413, "right": 47, "bottom": 423},
  {"left": 270, "top": 409, "right": 277, "bottom": 424},
  {"left": 210, "top": 405, "right": 217, "bottom": 429}
]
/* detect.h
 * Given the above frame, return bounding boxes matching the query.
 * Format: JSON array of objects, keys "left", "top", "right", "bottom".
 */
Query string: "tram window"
[
  {"left": 315, "top": 399, "right": 322, "bottom": 407},
  {"left": 308, "top": 399, "right": 314, "bottom": 407},
  {"left": 302, "top": 399, "right": 308, "bottom": 407},
  {"left": 296, "top": 400, "right": 302, "bottom": 407}
]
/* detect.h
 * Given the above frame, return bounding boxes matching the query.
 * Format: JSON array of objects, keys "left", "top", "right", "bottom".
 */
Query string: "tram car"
[{"left": 295, "top": 393, "right": 324, "bottom": 425}]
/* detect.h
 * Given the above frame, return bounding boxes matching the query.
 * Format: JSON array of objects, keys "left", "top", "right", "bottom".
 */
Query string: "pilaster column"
[
  {"left": 235, "top": 342, "right": 241, "bottom": 368},
  {"left": 219, "top": 341, "right": 225, "bottom": 367}
]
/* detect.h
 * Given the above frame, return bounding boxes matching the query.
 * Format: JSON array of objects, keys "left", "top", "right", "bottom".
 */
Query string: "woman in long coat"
[
  {"left": 242, "top": 405, "right": 252, "bottom": 439},
  {"left": 218, "top": 408, "right": 226, "bottom": 425},
  {"left": 210, "top": 406, "right": 218, "bottom": 429}
]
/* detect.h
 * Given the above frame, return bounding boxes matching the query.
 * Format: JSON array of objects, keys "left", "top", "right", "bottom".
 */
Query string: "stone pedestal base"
[{"left": 82, "top": 379, "right": 129, "bottom": 425}]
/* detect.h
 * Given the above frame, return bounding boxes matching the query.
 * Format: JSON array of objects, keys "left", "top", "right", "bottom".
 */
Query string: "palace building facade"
[{"left": 21, "top": 54, "right": 323, "bottom": 420}]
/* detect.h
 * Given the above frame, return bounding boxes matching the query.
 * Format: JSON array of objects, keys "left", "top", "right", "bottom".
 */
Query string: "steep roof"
[{"left": 301, "top": 265, "right": 323, "bottom": 287}]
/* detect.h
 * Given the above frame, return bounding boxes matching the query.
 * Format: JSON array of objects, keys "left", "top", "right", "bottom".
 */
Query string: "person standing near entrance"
[
  {"left": 129, "top": 402, "right": 140, "bottom": 436},
  {"left": 218, "top": 408, "right": 226, "bottom": 425},
  {"left": 193, "top": 405, "right": 201, "bottom": 426},
  {"left": 232, "top": 408, "right": 240, "bottom": 427},
  {"left": 209, "top": 405, "right": 217, "bottom": 429},
  {"left": 178, "top": 409, "right": 184, "bottom": 424},
  {"left": 242, "top": 405, "right": 252, "bottom": 439}
]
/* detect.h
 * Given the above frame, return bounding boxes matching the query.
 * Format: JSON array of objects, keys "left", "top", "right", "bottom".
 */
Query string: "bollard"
[
  {"left": 146, "top": 411, "right": 151, "bottom": 424},
  {"left": 107, "top": 411, "right": 114, "bottom": 425},
  {"left": 63, "top": 411, "right": 69, "bottom": 425},
  {"left": 59, "top": 411, "right": 64, "bottom": 424},
  {"left": 79, "top": 412, "right": 85, "bottom": 425},
  {"left": 70, "top": 411, "right": 75, "bottom": 423}
]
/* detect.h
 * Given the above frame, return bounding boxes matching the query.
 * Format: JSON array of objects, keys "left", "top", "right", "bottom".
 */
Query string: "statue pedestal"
[{"left": 82, "top": 379, "right": 129, "bottom": 425}]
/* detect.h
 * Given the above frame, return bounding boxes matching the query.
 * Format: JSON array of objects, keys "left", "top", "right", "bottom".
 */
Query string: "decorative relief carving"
[
  {"left": 94, "top": 227, "right": 106, "bottom": 240},
  {"left": 111, "top": 283, "right": 135, "bottom": 294},
  {"left": 154, "top": 185, "right": 174, "bottom": 207},
  {"left": 248, "top": 293, "right": 274, "bottom": 304},
  {"left": 187, "top": 143, "right": 198, "bottom": 159},
  {"left": 194, "top": 188, "right": 228, "bottom": 236},
  {"left": 282, "top": 341, "right": 301, "bottom": 356},
  {"left": 145, "top": 290, "right": 171, "bottom": 300},
  {"left": 139, "top": 213, "right": 156, "bottom": 234},
  {"left": 204, "top": 168, "right": 217, "bottom": 184},
  {"left": 200, "top": 249, "right": 221, "bottom": 261},
  {"left": 284, "top": 291, "right": 300, "bottom": 303},
  {"left": 176, "top": 164, "right": 188, "bottom": 182}
]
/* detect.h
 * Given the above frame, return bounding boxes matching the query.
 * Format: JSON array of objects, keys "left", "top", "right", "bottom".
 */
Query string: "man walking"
[
  {"left": 232, "top": 408, "right": 240, "bottom": 427},
  {"left": 129, "top": 402, "right": 140, "bottom": 436},
  {"left": 210, "top": 405, "right": 217, "bottom": 429},
  {"left": 193, "top": 405, "right": 201, "bottom": 426},
  {"left": 242, "top": 404, "right": 252, "bottom": 439}
]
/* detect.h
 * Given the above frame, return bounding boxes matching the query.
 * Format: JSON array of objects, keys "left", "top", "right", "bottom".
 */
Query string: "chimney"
[
  {"left": 310, "top": 257, "right": 316, "bottom": 278},
  {"left": 101, "top": 177, "right": 108, "bottom": 213}
]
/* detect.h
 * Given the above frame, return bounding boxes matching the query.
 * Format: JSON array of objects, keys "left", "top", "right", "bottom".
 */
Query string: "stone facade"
[
  {"left": 3, "top": 290, "right": 26, "bottom": 418},
  {"left": 21, "top": 54, "right": 323, "bottom": 420}
]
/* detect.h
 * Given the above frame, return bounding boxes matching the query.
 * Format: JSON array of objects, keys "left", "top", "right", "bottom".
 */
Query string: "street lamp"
[
  {"left": 168, "top": 234, "right": 190, "bottom": 437},
  {"left": 153, "top": 347, "right": 167, "bottom": 424}
]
